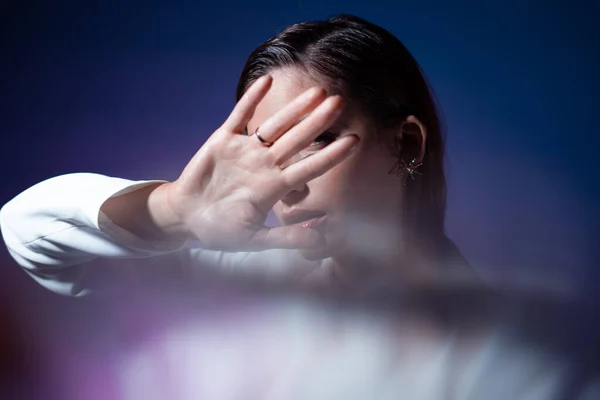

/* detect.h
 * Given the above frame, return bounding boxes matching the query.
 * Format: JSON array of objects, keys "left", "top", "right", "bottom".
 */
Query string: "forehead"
[
  {"left": 266, "top": 68, "right": 318, "bottom": 99},
  {"left": 248, "top": 69, "right": 317, "bottom": 128},
  {"left": 247, "top": 68, "right": 372, "bottom": 136}
]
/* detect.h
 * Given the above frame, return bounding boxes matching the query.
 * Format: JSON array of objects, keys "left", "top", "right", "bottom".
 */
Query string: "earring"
[{"left": 388, "top": 158, "right": 422, "bottom": 184}]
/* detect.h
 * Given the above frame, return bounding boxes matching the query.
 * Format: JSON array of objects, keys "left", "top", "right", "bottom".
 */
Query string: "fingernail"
[
  {"left": 329, "top": 101, "right": 344, "bottom": 119},
  {"left": 349, "top": 135, "right": 360, "bottom": 151},
  {"left": 308, "top": 87, "right": 325, "bottom": 98},
  {"left": 259, "top": 75, "right": 272, "bottom": 84}
]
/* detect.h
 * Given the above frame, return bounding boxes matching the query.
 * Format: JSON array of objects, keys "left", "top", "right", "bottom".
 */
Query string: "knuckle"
[
  {"left": 208, "top": 131, "right": 226, "bottom": 147},
  {"left": 242, "top": 91, "right": 252, "bottom": 103},
  {"left": 261, "top": 150, "right": 278, "bottom": 168},
  {"left": 281, "top": 170, "right": 299, "bottom": 189},
  {"left": 223, "top": 136, "right": 245, "bottom": 153},
  {"left": 325, "top": 152, "right": 336, "bottom": 166},
  {"left": 318, "top": 149, "right": 336, "bottom": 167}
]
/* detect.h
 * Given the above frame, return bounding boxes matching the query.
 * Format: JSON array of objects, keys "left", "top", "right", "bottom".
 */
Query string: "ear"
[{"left": 396, "top": 115, "right": 427, "bottom": 163}]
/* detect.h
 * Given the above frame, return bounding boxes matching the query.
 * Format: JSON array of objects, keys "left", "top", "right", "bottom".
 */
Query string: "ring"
[{"left": 254, "top": 127, "right": 273, "bottom": 147}]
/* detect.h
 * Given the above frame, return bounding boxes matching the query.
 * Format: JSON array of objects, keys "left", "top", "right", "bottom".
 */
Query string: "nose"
[{"left": 281, "top": 183, "right": 309, "bottom": 206}]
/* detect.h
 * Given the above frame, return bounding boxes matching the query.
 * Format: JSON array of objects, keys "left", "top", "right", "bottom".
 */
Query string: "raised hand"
[{"left": 154, "top": 75, "right": 358, "bottom": 251}]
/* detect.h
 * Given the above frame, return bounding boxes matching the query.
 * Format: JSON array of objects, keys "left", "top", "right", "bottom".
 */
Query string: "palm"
[
  {"left": 188, "top": 200, "right": 267, "bottom": 250},
  {"left": 166, "top": 76, "right": 357, "bottom": 251}
]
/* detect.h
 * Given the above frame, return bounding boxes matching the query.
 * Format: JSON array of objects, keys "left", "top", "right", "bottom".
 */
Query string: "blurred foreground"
[{"left": 1, "top": 264, "right": 599, "bottom": 400}]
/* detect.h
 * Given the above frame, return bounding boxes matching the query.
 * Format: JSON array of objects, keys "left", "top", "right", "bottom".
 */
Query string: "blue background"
[{"left": 1, "top": 0, "right": 598, "bottom": 293}]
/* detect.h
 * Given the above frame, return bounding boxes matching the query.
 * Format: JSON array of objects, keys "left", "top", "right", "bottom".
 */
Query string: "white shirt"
[
  {"left": 1, "top": 173, "right": 599, "bottom": 399},
  {"left": 0, "top": 172, "right": 331, "bottom": 296}
]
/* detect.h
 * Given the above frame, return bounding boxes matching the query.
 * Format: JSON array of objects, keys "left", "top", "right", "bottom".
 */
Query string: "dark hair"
[{"left": 236, "top": 14, "right": 462, "bottom": 264}]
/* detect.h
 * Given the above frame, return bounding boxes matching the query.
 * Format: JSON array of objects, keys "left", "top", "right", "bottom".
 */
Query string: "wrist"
[{"left": 147, "top": 182, "right": 191, "bottom": 242}]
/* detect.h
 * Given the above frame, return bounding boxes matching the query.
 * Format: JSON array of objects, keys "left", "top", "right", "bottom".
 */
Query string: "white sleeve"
[
  {"left": 0, "top": 173, "right": 325, "bottom": 297},
  {"left": 0, "top": 173, "right": 198, "bottom": 296}
]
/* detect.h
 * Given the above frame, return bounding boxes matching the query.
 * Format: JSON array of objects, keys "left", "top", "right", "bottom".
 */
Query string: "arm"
[
  {"left": 1, "top": 77, "right": 357, "bottom": 296},
  {"left": 0, "top": 172, "right": 327, "bottom": 296},
  {"left": 0, "top": 173, "right": 189, "bottom": 296}
]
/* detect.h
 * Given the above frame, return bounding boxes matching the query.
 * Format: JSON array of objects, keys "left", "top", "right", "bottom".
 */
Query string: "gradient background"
[{"left": 1, "top": 0, "right": 598, "bottom": 295}]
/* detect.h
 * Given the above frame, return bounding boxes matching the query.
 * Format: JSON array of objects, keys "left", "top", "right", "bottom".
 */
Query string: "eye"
[{"left": 311, "top": 131, "right": 338, "bottom": 147}]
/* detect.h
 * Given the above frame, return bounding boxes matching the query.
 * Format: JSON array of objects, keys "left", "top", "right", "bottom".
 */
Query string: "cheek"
[
  {"left": 308, "top": 167, "right": 349, "bottom": 207},
  {"left": 332, "top": 151, "right": 402, "bottom": 213},
  {"left": 272, "top": 148, "right": 401, "bottom": 219}
]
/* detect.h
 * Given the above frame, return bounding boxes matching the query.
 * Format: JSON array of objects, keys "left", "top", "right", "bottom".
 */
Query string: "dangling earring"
[
  {"left": 388, "top": 158, "right": 422, "bottom": 184},
  {"left": 388, "top": 129, "right": 423, "bottom": 184}
]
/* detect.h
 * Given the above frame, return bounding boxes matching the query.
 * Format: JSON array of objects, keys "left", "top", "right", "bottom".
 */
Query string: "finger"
[
  {"left": 270, "top": 95, "right": 344, "bottom": 164},
  {"left": 248, "top": 225, "right": 326, "bottom": 250},
  {"left": 282, "top": 134, "right": 359, "bottom": 188},
  {"left": 254, "top": 87, "right": 326, "bottom": 144},
  {"left": 222, "top": 75, "right": 273, "bottom": 134}
]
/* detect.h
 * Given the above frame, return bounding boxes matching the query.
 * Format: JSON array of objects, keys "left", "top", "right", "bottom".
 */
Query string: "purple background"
[{"left": 1, "top": 1, "right": 598, "bottom": 293}]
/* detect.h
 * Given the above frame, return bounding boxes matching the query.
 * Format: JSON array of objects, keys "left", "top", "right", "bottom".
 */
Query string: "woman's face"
[{"left": 246, "top": 69, "right": 406, "bottom": 261}]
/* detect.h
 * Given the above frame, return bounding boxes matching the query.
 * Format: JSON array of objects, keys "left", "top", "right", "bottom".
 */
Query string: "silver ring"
[{"left": 254, "top": 127, "right": 273, "bottom": 147}]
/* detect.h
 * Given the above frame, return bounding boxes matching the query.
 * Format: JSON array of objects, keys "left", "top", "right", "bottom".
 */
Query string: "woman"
[{"left": 0, "top": 14, "right": 478, "bottom": 296}]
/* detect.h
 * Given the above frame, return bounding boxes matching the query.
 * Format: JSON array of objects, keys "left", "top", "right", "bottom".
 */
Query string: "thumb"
[{"left": 248, "top": 225, "right": 326, "bottom": 251}]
